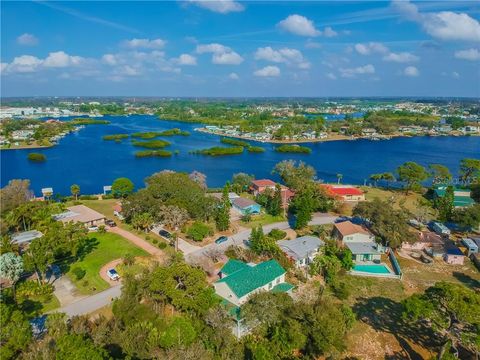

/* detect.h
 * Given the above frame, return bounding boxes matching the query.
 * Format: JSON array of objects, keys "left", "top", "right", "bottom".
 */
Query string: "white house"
[{"left": 278, "top": 236, "right": 324, "bottom": 268}]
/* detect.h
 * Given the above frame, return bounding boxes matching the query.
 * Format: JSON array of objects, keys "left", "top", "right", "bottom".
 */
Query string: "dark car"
[
  {"left": 159, "top": 229, "right": 172, "bottom": 239},
  {"left": 215, "top": 236, "right": 228, "bottom": 245},
  {"left": 105, "top": 219, "right": 117, "bottom": 227}
]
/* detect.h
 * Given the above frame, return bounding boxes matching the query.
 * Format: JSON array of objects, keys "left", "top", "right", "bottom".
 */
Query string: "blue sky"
[{"left": 1, "top": 1, "right": 479, "bottom": 97}]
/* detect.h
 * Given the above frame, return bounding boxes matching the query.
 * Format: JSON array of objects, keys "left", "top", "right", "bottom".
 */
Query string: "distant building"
[
  {"left": 320, "top": 184, "right": 365, "bottom": 202},
  {"left": 278, "top": 236, "right": 324, "bottom": 268},
  {"left": 433, "top": 185, "right": 474, "bottom": 208},
  {"left": 54, "top": 205, "right": 106, "bottom": 226}
]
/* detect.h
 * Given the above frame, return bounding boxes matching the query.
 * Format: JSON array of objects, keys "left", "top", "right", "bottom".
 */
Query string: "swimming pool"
[{"left": 353, "top": 264, "right": 391, "bottom": 274}]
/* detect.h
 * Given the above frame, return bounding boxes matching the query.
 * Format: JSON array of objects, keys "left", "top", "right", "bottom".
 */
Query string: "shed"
[
  {"left": 444, "top": 245, "right": 465, "bottom": 265},
  {"left": 461, "top": 238, "right": 479, "bottom": 257}
]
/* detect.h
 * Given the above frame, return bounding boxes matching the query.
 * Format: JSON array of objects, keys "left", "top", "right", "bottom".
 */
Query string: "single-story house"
[
  {"left": 444, "top": 245, "right": 465, "bottom": 265},
  {"left": 278, "top": 236, "right": 324, "bottom": 268},
  {"left": 320, "top": 184, "right": 365, "bottom": 202},
  {"left": 214, "top": 259, "right": 294, "bottom": 307},
  {"left": 231, "top": 197, "right": 261, "bottom": 215},
  {"left": 433, "top": 185, "right": 475, "bottom": 208},
  {"left": 54, "top": 205, "right": 106, "bottom": 226},
  {"left": 11, "top": 230, "right": 43, "bottom": 247},
  {"left": 402, "top": 230, "right": 444, "bottom": 251},
  {"left": 461, "top": 238, "right": 479, "bottom": 257},
  {"left": 333, "top": 221, "right": 375, "bottom": 243},
  {"left": 345, "top": 242, "right": 382, "bottom": 263}
]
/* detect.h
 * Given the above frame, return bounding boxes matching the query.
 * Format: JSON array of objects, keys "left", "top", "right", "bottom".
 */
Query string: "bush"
[
  {"left": 123, "top": 253, "right": 135, "bottom": 266},
  {"left": 98, "top": 225, "right": 106, "bottom": 233},
  {"left": 186, "top": 221, "right": 213, "bottom": 241},
  {"left": 158, "top": 242, "right": 167, "bottom": 249},
  {"left": 268, "top": 228, "right": 287, "bottom": 241},
  {"left": 152, "top": 239, "right": 158, "bottom": 244},
  {"left": 71, "top": 267, "right": 86, "bottom": 281},
  {"left": 17, "top": 281, "right": 54, "bottom": 299},
  {"left": 145, "top": 235, "right": 151, "bottom": 241},
  {"left": 331, "top": 280, "right": 351, "bottom": 300},
  {"left": 79, "top": 195, "right": 97, "bottom": 200}
]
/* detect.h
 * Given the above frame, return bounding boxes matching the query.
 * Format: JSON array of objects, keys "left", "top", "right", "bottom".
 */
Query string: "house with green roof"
[
  {"left": 433, "top": 185, "right": 475, "bottom": 208},
  {"left": 214, "top": 259, "right": 294, "bottom": 307}
]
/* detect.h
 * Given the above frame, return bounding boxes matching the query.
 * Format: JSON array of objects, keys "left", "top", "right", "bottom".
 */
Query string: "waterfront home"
[
  {"left": 459, "top": 125, "right": 479, "bottom": 134},
  {"left": 214, "top": 259, "right": 294, "bottom": 307},
  {"left": 320, "top": 184, "right": 365, "bottom": 202},
  {"left": 402, "top": 230, "right": 444, "bottom": 252},
  {"left": 346, "top": 242, "right": 382, "bottom": 263},
  {"left": 361, "top": 128, "right": 377, "bottom": 136},
  {"left": 11, "top": 230, "right": 43, "bottom": 249},
  {"left": 278, "top": 236, "right": 324, "bottom": 268},
  {"left": 333, "top": 221, "right": 375, "bottom": 243},
  {"left": 433, "top": 125, "right": 452, "bottom": 133},
  {"left": 54, "top": 205, "right": 106, "bottom": 226},
  {"left": 444, "top": 244, "right": 465, "bottom": 265},
  {"left": 461, "top": 238, "right": 479, "bottom": 257},
  {"left": 231, "top": 197, "right": 261, "bottom": 215},
  {"left": 433, "top": 185, "right": 474, "bottom": 208},
  {"left": 250, "top": 179, "right": 294, "bottom": 208}
]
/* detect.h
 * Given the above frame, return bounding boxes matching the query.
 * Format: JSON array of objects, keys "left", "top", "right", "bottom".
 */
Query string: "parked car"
[
  {"left": 107, "top": 268, "right": 120, "bottom": 281},
  {"left": 105, "top": 219, "right": 117, "bottom": 227},
  {"left": 88, "top": 225, "right": 99, "bottom": 232},
  {"left": 158, "top": 229, "right": 172, "bottom": 239},
  {"left": 334, "top": 216, "right": 349, "bottom": 223},
  {"left": 215, "top": 236, "right": 228, "bottom": 245},
  {"left": 243, "top": 239, "right": 251, "bottom": 247}
]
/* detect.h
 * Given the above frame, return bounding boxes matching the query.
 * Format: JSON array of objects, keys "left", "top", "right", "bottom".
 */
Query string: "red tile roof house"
[
  {"left": 250, "top": 179, "right": 294, "bottom": 208},
  {"left": 320, "top": 184, "right": 365, "bottom": 202}
]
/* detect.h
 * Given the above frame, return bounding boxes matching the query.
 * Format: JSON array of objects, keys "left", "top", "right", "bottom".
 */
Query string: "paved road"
[
  {"left": 50, "top": 285, "right": 121, "bottom": 317},
  {"left": 186, "top": 213, "right": 338, "bottom": 262}
]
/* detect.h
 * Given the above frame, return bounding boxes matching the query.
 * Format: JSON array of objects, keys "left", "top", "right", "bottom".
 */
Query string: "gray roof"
[
  {"left": 11, "top": 230, "right": 43, "bottom": 245},
  {"left": 346, "top": 241, "right": 381, "bottom": 255},
  {"left": 278, "top": 236, "right": 324, "bottom": 260},
  {"left": 232, "top": 197, "right": 258, "bottom": 209}
]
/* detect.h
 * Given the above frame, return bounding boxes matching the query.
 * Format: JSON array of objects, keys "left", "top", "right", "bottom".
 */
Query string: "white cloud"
[
  {"left": 196, "top": 43, "right": 243, "bottom": 65},
  {"left": 383, "top": 52, "right": 419, "bottom": 63},
  {"left": 254, "top": 65, "right": 281, "bottom": 77},
  {"left": 16, "top": 33, "right": 38, "bottom": 46},
  {"left": 277, "top": 14, "right": 321, "bottom": 37},
  {"left": 452, "top": 71, "right": 460, "bottom": 79},
  {"left": 404, "top": 66, "right": 419, "bottom": 77},
  {"left": 3, "top": 55, "right": 43, "bottom": 73},
  {"left": 326, "top": 72, "right": 337, "bottom": 80},
  {"left": 175, "top": 54, "right": 197, "bottom": 65},
  {"left": 393, "top": 0, "right": 480, "bottom": 42},
  {"left": 187, "top": 0, "right": 244, "bottom": 14},
  {"left": 43, "top": 51, "right": 84, "bottom": 68},
  {"left": 254, "top": 46, "right": 310, "bottom": 69},
  {"left": 117, "top": 65, "right": 141, "bottom": 76},
  {"left": 228, "top": 72, "right": 239, "bottom": 80},
  {"left": 124, "top": 38, "right": 166, "bottom": 49},
  {"left": 354, "top": 42, "right": 388, "bottom": 55},
  {"left": 323, "top": 26, "right": 338, "bottom": 38},
  {"left": 454, "top": 48, "right": 480, "bottom": 61},
  {"left": 305, "top": 40, "right": 321, "bottom": 49},
  {"left": 339, "top": 64, "right": 375, "bottom": 78},
  {"left": 0, "top": 63, "right": 7, "bottom": 73},
  {"left": 102, "top": 54, "right": 118, "bottom": 66}
]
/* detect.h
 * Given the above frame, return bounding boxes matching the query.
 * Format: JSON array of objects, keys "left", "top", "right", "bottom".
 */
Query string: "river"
[{"left": 1, "top": 115, "right": 479, "bottom": 195}]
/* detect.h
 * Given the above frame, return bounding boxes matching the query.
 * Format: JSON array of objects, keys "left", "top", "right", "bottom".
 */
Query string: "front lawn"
[
  {"left": 67, "top": 232, "right": 148, "bottom": 294},
  {"left": 240, "top": 213, "right": 286, "bottom": 228}
]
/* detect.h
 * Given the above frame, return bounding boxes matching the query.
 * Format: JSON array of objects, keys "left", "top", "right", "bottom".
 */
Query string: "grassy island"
[
  {"left": 221, "top": 137, "right": 250, "bottom": 147},
  {"left": 131, "top": 131, "right": 162, "bottom": 139},
  {"left": 247, "top": 146, "right": 265, "bottom": 153},
  {"left": 275, "top": 144, "right": 312, "bottom": 154},
  {"left": 103, "top": 134, "right": 129, "bottom": 141},
  {"left": 132, "top": 139, "right": 171, "bottom": 148},
  {"left": 135, "top": 150, "right": 172, "bottom": 158},
  {"left": 70, "top": 118, "right": 110, "bottom": 125},
  {"left": 27, "top": 153, "right": 46, "bottom": 162},
  {"left": 190, "top": 146, "right": 244, "bottom": 156},
  {"left": 159, "top": 128, "right": 190, "bottom": 136}
]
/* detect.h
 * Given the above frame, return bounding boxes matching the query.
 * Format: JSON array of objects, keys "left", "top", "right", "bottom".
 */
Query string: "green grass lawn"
[
  {"left": 241, "top": 213, "right": 286, "bottom": 229},
  {"left": 67, "top": 232, "right": 148, "bottom": 294}
]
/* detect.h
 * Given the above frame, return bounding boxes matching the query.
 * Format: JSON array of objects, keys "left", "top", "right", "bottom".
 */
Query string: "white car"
[
  {"left": 88, "top": 225, "right": 99, "bottom": 232},
  {"left": 106, "top": 269, "right": 120, "bottom": 281}
]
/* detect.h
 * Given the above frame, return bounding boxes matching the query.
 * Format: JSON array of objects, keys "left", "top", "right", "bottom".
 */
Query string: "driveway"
[
  {"left": 185, "top": 213, "right": 338, "bottom": 262},
  {"left": 50, "top": 285, "right": 121, "bottom": 318},
  {"left": 53, "top": 276, "right": 87, "bottom": 307}
]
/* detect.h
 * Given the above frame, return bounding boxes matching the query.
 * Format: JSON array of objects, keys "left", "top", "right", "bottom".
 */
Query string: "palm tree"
[
  {"left": 336, "top": 173, "right": 343, "bottom": 184},
  {"left": 70, "top": 184, "right": 80, "bottom": 200},
  {"left": 370, "top": 174, "right": 382, "bottom": 187}
]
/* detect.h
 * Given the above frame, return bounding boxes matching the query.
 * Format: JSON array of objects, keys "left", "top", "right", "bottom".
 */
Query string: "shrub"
[
  {"left": 17, "top": 281, "right": 54, "bottom": 299},
  {"left": 186, "top": 221, "right": 213, "bottom": 241},
  {"left": 145, "top": 235, "right": 151, "bottom": 241},
  {"left": 158, "top": 242, "right": 167, "bottom": 249},
  {"left": 79, "top": 195, "right": 97, "bottom": 200},
  {"left": 152, "top": 239, "right": 158, "bottom": 245},
  {"left": 123, "top": 253, "right": 135, "bottom": 266},
  {"left": 268, "top": 228, "right": 287, "bottom": 241},
  {"left": 72, "top": 267, "right": 86, "bottom": 281},
  {"left": 98, "top": 225, "right": 106, "bottom": 233},
  {"left": 331, "top": 280, "right": 351, "bottom": 300}
]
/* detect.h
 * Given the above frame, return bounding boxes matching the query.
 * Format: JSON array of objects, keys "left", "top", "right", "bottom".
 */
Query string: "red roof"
[
  {"left": 320, "top": 185, "right": 364, "bottom": 197},
  {"left": 251, "top": 179, "right": 276, "bottom": 187}
]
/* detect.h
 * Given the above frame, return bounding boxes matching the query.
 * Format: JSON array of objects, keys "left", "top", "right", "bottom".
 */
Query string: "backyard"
[{"left": 67, "top": 232, "right": 148, "bottom": 294}]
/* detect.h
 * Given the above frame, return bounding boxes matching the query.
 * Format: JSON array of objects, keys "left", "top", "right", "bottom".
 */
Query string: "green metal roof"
[
  {"left": 216, "top": 259, "right": 286, "bottom": 298},
  {"left": 271, "top": 282, "right": 295, "bottom": 293},
  {"left": 220, "top": 259, "right": 250, "bottom": 276},
  {"left": 454, "top": 196, "right": 475, "bottom": 207}
]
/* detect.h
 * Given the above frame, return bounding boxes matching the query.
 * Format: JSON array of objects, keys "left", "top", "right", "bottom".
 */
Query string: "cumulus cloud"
[
  {"left": 254, "top": 47, "right": 310, "bottom": 69},
  {"left": 392, "top": 0, "right": 480, "bottom": 42},
  {"left": 323, "top": 26, "right": 338, "bottom": 38},
  {"left": 354, "top": 42, "right": 389, "bottom": 55},
  {"left": 277, "top": 14, "right": 321, "bottom": 37},
  {"left": 174, "top": 54, "right": 197, "bottom": 65},
  {"left": 383, "top": 52, "right": 419, "bottom": 63},
  {"left": 43, "top": 51, "right": 84, "bottom": 67},
  {"left": 16, "top": 33, "right": 38, "bottom": 46},
  {"left": 187, "top": 0, "right": 244, "bottom": 14},
  {"left": 452, "top": 71, "right": 460, "bottom": 79},
  {"left": 3, "top": 55, "right": 43, "bottom": 73},
  {"left": 102, "top": 54, "right": 118, "bottom": 66},
  {"left": 254, "top": 65, "right": 281, "bottom": 77},
  {"left": 454, "top": 48, "right": 480, "bottom": 61},
  {"left": 196, "top": 43, "right": 243, "bottom": 65},
  {"left": 305, "top": 40, "right": 321, "bottom": 49},
  {"left": 326, "top": 72, "right": 337, "bottom": 80},
  {"left": 124, "top": 38, "right": 166, "bottom": 49},
  {"left": 404, "top": 66, "right": 419, "bottom": 77},
  {"left": 2, "top": 51, "right": 85, "bottom": 74},
  {"left": 228, "top": 72, "right": 239, "bottom": 80},
  {"left": 339, "top": 64, "right": 375, "bottom": 78}
]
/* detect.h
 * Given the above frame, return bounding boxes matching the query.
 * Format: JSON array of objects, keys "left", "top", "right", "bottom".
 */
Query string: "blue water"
[
  {"left": 1, "top": 115, "right": 479, "bottom": 196},
  {"left": 353, "top": 264, "right": 391, "bottom": 274}
]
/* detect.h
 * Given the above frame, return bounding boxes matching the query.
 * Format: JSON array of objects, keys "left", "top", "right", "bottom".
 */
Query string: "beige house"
[
  {"left": 54, "top": 205, "right": 106, "bottom": 226},
  {"left": 333, "top": 221, "right": 375, "bottom": 243}
]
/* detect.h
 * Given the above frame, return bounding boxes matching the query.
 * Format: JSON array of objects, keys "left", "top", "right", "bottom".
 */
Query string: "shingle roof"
[
  {"left": 346, "top": 241, "right": 381, "bottom": 255},
  {"left": 334, "top": 221, "right": 371, "bottom": 237},
  {"left": 54, "top": 205, "right": 106, "bottom": 224},
  {"left": 232, "top": 197, "right": 258, "bottom": 209},
  {"left": 216, "top": 259, "right": 286, "bottom": 298},
  {"left": 251, "top": 179, "right": 276, "bottom": 187},
  {"left": 278, "top": 236, "right": 324, "bottom": 260},
  {"left": 220, "top": 259, "right": 250, "bottom": 276}
]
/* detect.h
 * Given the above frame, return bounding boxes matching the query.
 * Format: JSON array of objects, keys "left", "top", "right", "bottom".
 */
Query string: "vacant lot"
[{"left": 67, "top": 232, "right": 148, "bottom": 294}]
